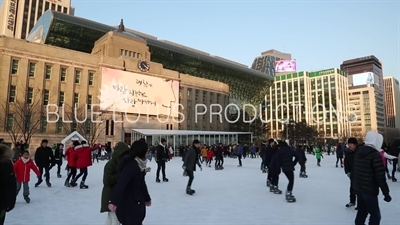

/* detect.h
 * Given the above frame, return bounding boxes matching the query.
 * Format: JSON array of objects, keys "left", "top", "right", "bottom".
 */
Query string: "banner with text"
[{"left": 99, "top": 67, "right": 180, "bottom": 117}]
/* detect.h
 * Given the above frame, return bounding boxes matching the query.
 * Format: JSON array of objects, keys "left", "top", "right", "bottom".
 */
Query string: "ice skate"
[
  {"left": 186, "top": 186, "right": 194, "bottom": 195},
  {"left": 341, "top": 164, "right": 343, "bottom": 168},
  {"left": 156, "top": 178, "right": 161, "bottom": 183},
  {"left": 386, "top": 173, "right": 392, "bottom": 180},
  {"left": 34, "top": 179, "right": 43, "bottom": 187},
  {"left": 346, "top": 202, "right": 355, "bottom": 208},
  {"left": 273, "top": 186, "right": 282, "bottom": 194},
  {"left": 64, "top": 180, "right": 70, "bottom": 187},
  {"left": 70, "top": 181, "right": 77, "bottom": 187},
  {"left": 237, "top": 165, "right": 242, "bottom": 167},
  {"left": 46, "top": 181, "right": 52, "bottom": 187},
  {"left": 23, "top": 195, "right": 31, "bottom": 203},
  {"left": 266, "top": 180, "right": 271, "bottom": 187},
  {"left": 163, "top": 177, "right": 169, "bottom": 182},
  {"left": 80, "top": 181, "right": 89, "bottom": 189},
  {"left": 300, "top": 172, "right": 308, "bottom": 178},
  {"left": 183, "top": 171, "right": 187, "bottom": 176},
  {"left": 262, "top": 169, "right": 266, "bottom": 173},
  {"left": 336, "top": 164, "right": 338, "bottom": 168},
  {"left": 57, "top": 173, "right": 62, "bottom": 178},
  {"left": 392, "top": 177, "right": 397, "bottom": 182},
  {"left": 285, "top": 191, "right": 296, "bottom": 202},
  {"left": 269, "top": 185, "right": 275, "bottom": 192}
]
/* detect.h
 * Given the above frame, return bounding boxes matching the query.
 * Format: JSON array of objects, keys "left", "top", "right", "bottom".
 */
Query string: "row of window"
[
  {"left": 120, "top": 49, "right": 142, "bottom": 58},
  {"left": 11, "top": 59, "right": 95, "bottom": 85}
]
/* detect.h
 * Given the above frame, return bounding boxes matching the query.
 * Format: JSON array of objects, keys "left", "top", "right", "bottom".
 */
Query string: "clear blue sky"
[{"left": 2, "top": 0, "right": 399, "bottom": 79}]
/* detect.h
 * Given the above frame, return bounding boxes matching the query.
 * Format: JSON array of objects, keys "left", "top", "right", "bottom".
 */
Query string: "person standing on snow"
[
  {"left": 34, "top": 139, "right": 55, "bottom": 187},
  {"left": 352, "top": 131, "right": 391, "bottom": 225}
]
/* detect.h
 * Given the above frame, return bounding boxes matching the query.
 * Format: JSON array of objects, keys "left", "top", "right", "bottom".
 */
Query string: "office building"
[
  {"left": 383, "top": 76, "right": 400, "bottom": 142},
  {"left": 267, "top": 68, "right": 350, "bottom": 140},
  {"left": 0, "top": 0, "right": 74, "bottom": 39},
  {"left": 341, "top": 56, "right": 386, "bottom": 137},
  {"left": 251, "top": 49, "right": 291, "bottom": 77}
]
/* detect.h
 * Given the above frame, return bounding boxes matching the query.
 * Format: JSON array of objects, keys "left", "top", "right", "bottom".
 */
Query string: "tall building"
[
  {"left": 266, "top": 68, "right": 350, "bottom": 140},
  {"left": 340, "top": 56, "right": 386, "bottom": 137},
  {"left": 251, "top": 49, "right": 291, "bottom": 77},
  {"left": 383, "top": 76, "right": 400, "bottom": 142},
  {"left": 0, "top": 0, "right": 74, "bottom": 39}
]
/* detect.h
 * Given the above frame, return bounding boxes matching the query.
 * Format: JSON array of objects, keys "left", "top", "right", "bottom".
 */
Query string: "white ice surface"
[{"left": 5, "top": 154, "right": 400, "bottom": 225}]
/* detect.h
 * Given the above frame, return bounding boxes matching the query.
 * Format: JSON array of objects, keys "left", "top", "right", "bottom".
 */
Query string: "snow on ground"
[{"left": 5, "top": 154, "right": 400, "bottom": 225}]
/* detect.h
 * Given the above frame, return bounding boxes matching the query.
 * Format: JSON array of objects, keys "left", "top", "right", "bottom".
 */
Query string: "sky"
[{"left": 1, "top": 0, "right": 399, "bottom": 79}]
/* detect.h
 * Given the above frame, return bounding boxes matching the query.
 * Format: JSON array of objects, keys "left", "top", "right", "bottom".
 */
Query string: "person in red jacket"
[
  {"left": 64, "top": 141, "right": 79, "bottom": 187},
  {"left": 206, "top": 148, "right": 214, "bottom": 167},
  {"left": 72, "top": 140, "right": 92, "bottom": 189},
  {"left": 13, "top": 150, "right": 40, "bottom": 203}
]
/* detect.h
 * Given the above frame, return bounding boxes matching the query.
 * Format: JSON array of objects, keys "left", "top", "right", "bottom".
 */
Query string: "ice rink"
[{"left": 5, "top": 154, "right": 400, "bottom": 225}]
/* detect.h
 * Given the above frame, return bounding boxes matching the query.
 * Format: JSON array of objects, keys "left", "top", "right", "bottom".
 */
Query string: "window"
[
  {"left": 44, "top": 1, "right": 49, "bottom": 10},
  {"left": 59, "top": 91, "right": 64, "bottom": 106},
  {"left": 75, "top": 70, "right": 81, "bottom": 83},
  {"left": 51, "top": 3, "right": 55, "bottom": 10},
  {"left": 74, "top": 93, "right": 79, "bottom": 105},
  {"left": 56, "top": 120, "right": 63, "bottom": 134},
  {"left": 28, "top": 62, "right": 36, "bottom": 77},
  {"left": 43, "top": 89, "right": 49, "bottom": 105},
  {"left": 41, "top": 116, "right": 47, "bottom": 133},
  {"left": 45, "top": 65, "right": 52, "bottom": 79},
  {"left": 6, "top": 114, "right": 14, "bottom": 132},
  {"left": 57, "top": 5, "right": 61, "bottom": 12},
  {"left": 60, "top": 67, "right": 67, "bottom": 81},
  {"left": 88, "top": 72, "right": 94, "bottom": 85},
  {"left": 63, "top": 7, "right": 67, "bottom": 13},
  {"left": 87, "top": 95, "right": 92, "bottom": 108},
  {"left": 9, "top": 85, "right": 16, "bottom": 102},
  {"left": 27, "top": 87, "right": 34, "bottom": 104},
  {"left": 11, "top": 59, "right": 19, "bottom": 74}
]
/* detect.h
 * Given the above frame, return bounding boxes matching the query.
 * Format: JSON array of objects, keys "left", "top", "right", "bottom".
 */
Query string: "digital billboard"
[
  {"left": 99, "top": 68, "right": 180, "bottom": 117},
  {"left": 274, "top": 59, "right": 297, "bottom": 73},
  {"left": 348, "top": 72, "right": 379, "bottom": 87}
]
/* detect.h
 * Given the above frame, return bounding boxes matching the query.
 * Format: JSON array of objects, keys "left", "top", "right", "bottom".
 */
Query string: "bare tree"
[
  {"left": 60, "top": 104, "right": 108, "bottom": 146},
  {"left": 0, "top": 89, "right": 45, "bottom": 146}
]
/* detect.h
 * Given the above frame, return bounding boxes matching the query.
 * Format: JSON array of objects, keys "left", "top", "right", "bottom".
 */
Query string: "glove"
[
  {"left": 346, "top": 172, "right": 351, "bottom": 178},
  {"left": 145, "top": 167, "right": 151, "bottom": 173},
  {"left": 182, "top": 166, "right": 186, "bottom": 170},
  {"left": 384, "top": 194, "right": 392, "bottom": 202}
]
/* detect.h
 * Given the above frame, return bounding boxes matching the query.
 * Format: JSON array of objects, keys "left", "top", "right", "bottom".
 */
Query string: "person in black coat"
[
  {"left": 0, "top": 144, "right": 17, "bottom": 225},
  {"left": 214, "top": 143, "right": 223, "bottom": 170},
  {"left": 388, "top": 139, "right": 400, "bottom": 182},
  {"left": 34, "top": 139, "right": 55, "bottom": 187},
  {"left": 54, "top": 143, "right": 64, "bottom": 178},
  {"left": 336, "top": 144, "right": 344, "bottom": 168},
  {"left": 155, "top": 138, "right": 169, "bottom": 183},
  {"left": 275, "top": 140, "right": 298, "bottom": 201},
  {"left": 108, "top": 140, "right": 151, "bottom": 225},
  {"left": 265, "top": 139, "right": 278, "bottom": 187},
  {"left": 259, "top": 141, "right": 267, "bottom": 172},
  {"left": 344, "top": 138, "right": 358, "bottom": 208},
  {"left": 295, "top": 145, "right": 307, "bottom": 178},
  {"left": 352, "top": 131, "right": 391, "bottom": 225},
  {"left": 182, "top": 140, "right": 202, "bottom": 195}
]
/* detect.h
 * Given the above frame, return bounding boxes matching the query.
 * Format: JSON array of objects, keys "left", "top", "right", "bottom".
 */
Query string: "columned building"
[
  {"left": 0, "top": 0, "right": 74, "bottom": 39},
  {"left": 341, "top": 56, "right": 386, "bottom": 137},
  {"left": 266, "top": 68, "right": 349, "bottom": 140}
]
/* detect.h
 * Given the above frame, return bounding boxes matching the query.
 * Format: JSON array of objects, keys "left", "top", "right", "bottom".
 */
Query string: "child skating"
[
  {"left": 13, "top": 150, "right": 40, "bottom": 203},
  {"left": 314, "top": 146, "right": 323, "bottom": 166}
]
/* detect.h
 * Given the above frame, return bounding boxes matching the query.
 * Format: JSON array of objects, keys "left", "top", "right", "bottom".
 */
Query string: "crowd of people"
[{"left": 0, "top": 132, "right": 399, "bottom": 225}]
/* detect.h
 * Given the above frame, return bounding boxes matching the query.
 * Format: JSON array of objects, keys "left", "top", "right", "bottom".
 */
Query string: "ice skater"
[
  {"left": 13, "top": 150, "right": 40, "bottom": 203},
  {"left": 295, "top": 145, "right": 307, "bottom": 178},
  {"left": 182, "top": 140, "right": 202, "bottom": 195},
  {"left": 275, "top": 140, "right": 298, "bottom": 202},
  {"left": 314, "top": 146, "right": 323, "bottom": 166},
  {"left": 34, "top": 139, "right": 55, "bottom": 187},
  {"left": 344, "top": 138, "right": 358, "bottom": 208}
]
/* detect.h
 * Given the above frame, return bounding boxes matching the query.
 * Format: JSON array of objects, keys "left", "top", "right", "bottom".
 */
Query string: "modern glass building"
[
  {"left": 27, "top": 10, "right": 273, "bottom": 111},
  {"left": 251, "top": 49, "right": 292, "bottom": 77}
]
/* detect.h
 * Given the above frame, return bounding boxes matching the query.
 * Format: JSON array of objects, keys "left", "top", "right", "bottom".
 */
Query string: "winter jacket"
[
  {"left": 75, "top": 144, "right": 92, "bottom": 168},
  {"left": 156, "top": 144, "right": 168, "bottom": 161},
  {"left": 275, "top": 145, "right": 298, "bottom": 172},
  {"left": 344, "top": 148, "right": 356, "bottom": 175},
  {"left": 352, "top": 131, "right": 390, "bottom": 196},
  {"left": 206, "top": 150, "right": 214, "bottom": 160},
  {"left": 314, "top": 148, "right": 323, "bottom": 160},
  {"left": 389, "top": 139, "right": 400, "bottom": 158},
  {"left": 201, "top": 148, "right": 207, "bottom": 157},
  {"left": 34, "top": 146, "right": 55, "bottom": 167},
  {"left": 265, "top": 145, "right": 277, "bottom": 166},
  {"left": 259, "top": 144, "right": 267, "bottom": 158},
  {"left": 110, "top": 156, "right": 151, "bottom": 225},
  {"left": 296, "top": 148, "right": 307, "bottom": 164},
  {"left": 64, "top": 147, "right": 77, "bottom": 168},
  {"left": 183, "top": 146, "right": 201, "bottom": 172},
  {"left": 214, "top": 146, "right": 223, "bottom": 159},
  {"left": 236, "top": 145, "right": 243, "bottom": 155},
  {"left": 54, "top": 147, "right": 64, "bottom": 160},
  {"left": 13, "top": 158, "right": 40, "bottom": 182},
  {"left": 100, "top": 142, "right": 130, "bottom": 213},
  {"left": 336, "top": 145, "right": 344, "bottom": 158},
  {"left": 0, "top": 146, "right": 17, "bottom": 213}
]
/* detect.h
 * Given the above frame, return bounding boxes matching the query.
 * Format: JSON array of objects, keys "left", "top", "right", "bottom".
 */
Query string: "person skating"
[
  {"left": 155, "top": 138, "right": 169, "bottom": 183},
  {"left": 108, "top": 141, "right": 151, "bottom": 225},
  {"left": 388, "top": 139, "right": 400, "bottom": 182},
  {"left": 214, "top": 144, "right": 223, "bottom": 170},
  {"left": 378, "top": 143, "right": 397, "bottom": 183},
  {"left": 352, "top": 131, "right": 391, "bottom": 225},
  {"left": 0, "top": 144, "right": 17, "bottom": 225},
  {"left": 182, "top": 140, "right": 202, "bottom": 195},
  {"left": 275, "top": 140, "right": 298, "bottom": 202},
  {"left": 344, "top": 138, "right": 358, "bottom": 208},
  {"left": 54, "top": 144, "right": 64, "bottom": 178},
  {"left": 236, "top": 143, "right": 243, "bottom": 167},
  {"left": 34, "top": 139, "right": 55, "bottom": 187},
  {"left": 206, "top": 147, "right": 214, "bottom": 167},
  {"left": 72, "top": 141, "right": 92, "bottom": 189},
  {"left": 268, "top": 140, "right": 282, "bottom": 194},
  {"left": 101, "top": 142, "right": 130, "bottom": 225},
  {"left": 13, "top": 150, "right": 40, "bottom": 203},
  {"left": 336, "top": 143, "right": 344, "bottom": 168},
  {"left": 265, "top": 139, "right": 278, "bottom": 187},
  {"left": 314, "top": 146, "right": 323, "bottom": 166},
  {"left": 259, "top": 141, "right": 267, "bottom": 173},
  {"left": 64, "top": 141, "right": 78, "bottom": 187},
  {"left": 295, "top": 145, "right": 307, "bottom": 178}
]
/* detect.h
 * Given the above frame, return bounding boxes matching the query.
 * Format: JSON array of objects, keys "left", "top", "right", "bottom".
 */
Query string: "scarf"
[
  {"left": 21, "top": 157, "right": 30, "bottom": 164},
  {"left": 135, "top": 157, "right": 147, "bottom": 172}
]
